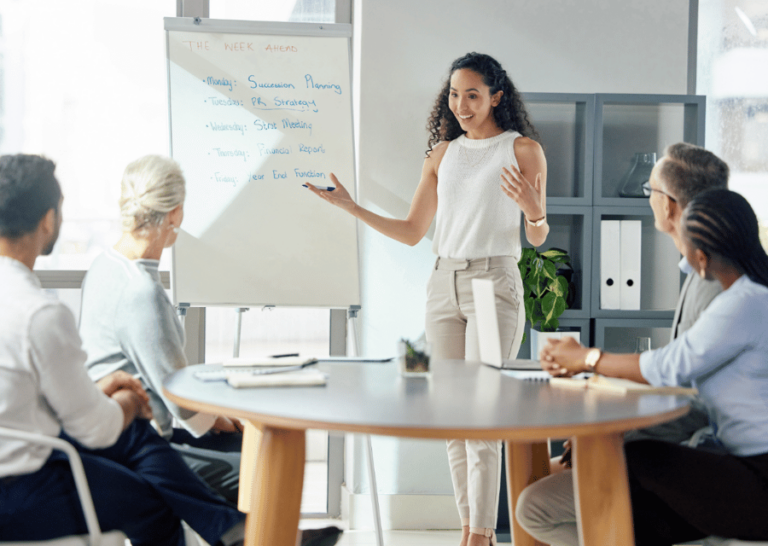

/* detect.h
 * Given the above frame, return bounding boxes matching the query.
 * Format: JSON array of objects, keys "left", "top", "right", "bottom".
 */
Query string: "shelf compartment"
[
  {"left": 593, "top": 94, "right": 706, "bottom": 206},
  {"left": 523, "top": 205, "right": 591, "bottom": 317},
  {"left": 523, "top": 93, "right": 595, "bottom": 205},
  {"left": 594, "top": 318, "right": 674, "bottom": 353},
  {"left": 591, "top": 206, "right": 682, "bottom": 318}
]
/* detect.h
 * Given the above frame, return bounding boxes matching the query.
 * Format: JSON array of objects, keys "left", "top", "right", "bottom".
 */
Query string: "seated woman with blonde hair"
[{"left": 78, "top": 155, "right": 244, "bottom": 503}]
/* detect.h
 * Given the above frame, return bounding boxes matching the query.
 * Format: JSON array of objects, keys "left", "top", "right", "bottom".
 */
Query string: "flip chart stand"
[
  {"left": 227, "top": 306, "right": 383, "bottom": 543},
  {"left": 233, "top": 307, "right": 250, "bottom": 358},
  {"left": 347, "top": 306, "right": 385, "bottom": 546}
]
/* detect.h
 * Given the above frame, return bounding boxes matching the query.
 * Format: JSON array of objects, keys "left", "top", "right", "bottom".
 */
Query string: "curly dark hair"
[{"left": 426, "top": 52, "right": 539, "bottom": 155}]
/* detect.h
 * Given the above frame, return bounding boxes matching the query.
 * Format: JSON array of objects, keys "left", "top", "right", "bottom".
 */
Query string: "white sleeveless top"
[{"left": 432, "top": 130, "right": 523, "bottom": 259}]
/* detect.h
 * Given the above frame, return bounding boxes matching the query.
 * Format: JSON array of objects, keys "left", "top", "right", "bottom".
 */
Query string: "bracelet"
[{"left": 525, "top": 216, "right": 547, "bottom": 228}]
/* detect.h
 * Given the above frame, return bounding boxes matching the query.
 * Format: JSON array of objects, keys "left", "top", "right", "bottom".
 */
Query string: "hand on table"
[
  {"left": 540, "top": 337, "right": 590, "bottom": 377},
  {"left": 500, "top": 164, "right": 544, "bottom": 222}
]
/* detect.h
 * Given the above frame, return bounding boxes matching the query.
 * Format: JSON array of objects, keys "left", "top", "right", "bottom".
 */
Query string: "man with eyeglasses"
[{"left": 514, "top": 142, "right": 731, "bottom": 546}]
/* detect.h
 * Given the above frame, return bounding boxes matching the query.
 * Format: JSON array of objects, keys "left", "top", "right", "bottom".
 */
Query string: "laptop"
[{"left": 471, "top": 278, "right": 540, "bottom": 370}]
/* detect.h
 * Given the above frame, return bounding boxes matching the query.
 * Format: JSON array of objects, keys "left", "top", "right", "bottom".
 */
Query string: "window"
[
  {"left": 698, "top": 0, "right": 768, "bottom": 248},
  {"left": 210, "top": 0, "right": 336, "bottom": 23},
  {"left": 0, "top": 0, "right": 177, "bottom": 270}
]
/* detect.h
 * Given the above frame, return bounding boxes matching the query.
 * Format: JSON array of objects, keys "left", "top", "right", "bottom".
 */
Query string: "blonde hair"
[{"left": 119, "top": 155, "right": 186, "bottom": 232}]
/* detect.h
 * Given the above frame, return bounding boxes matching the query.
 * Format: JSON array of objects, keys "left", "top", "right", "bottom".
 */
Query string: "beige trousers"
[{"left": 425, "top": 256, "right": 525, "bottom": 530}]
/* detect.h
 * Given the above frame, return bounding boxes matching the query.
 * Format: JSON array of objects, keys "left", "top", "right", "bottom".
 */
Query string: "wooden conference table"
[{"left": 163, "top": 360, "right": 690, "bottom": 546}]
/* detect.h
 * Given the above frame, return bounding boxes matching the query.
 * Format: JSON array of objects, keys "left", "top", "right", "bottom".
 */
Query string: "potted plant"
[
  {"left": 517, "top": 247, "right": 574, "bottom": 348},
  {"left": 398, "top": 338, "right": 431, "bottom": 377}
]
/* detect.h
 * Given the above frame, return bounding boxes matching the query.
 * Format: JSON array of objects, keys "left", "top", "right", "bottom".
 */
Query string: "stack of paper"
[{"left": 227, "top": 368, "right": 327, "bottom": 388}]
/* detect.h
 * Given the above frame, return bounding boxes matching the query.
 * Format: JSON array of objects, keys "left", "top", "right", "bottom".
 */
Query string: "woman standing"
[{"left": 307, "top": 52, "right": 548, "bottom": 546}]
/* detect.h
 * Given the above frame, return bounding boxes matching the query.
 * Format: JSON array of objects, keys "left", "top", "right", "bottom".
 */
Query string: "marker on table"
[
  {"left": 270, "top": 353, "right": 299, "bottom": 358},
  {"left": 302, "top": 184, "right": 335, "bottom": 191}
]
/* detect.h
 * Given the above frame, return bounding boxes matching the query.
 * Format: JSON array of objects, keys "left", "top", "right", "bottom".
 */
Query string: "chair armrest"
[{"left": 0, "top": 426, "right": 103, "bottom": 545}]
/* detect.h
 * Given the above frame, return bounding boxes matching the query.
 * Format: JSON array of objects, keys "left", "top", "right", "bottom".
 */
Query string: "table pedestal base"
[
  {"left": 244, "top": 425, "right": 306, "bottom": 546},
  {"left": 506, "top": 441, "right": 551, "bottom": 546},
  {"left": 573, "top": 433, "right": 634, "bottom": 546}
]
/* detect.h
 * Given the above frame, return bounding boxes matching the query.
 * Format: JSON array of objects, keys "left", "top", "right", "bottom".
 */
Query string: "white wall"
[{"left": 349, "top": 0, "right": 690, "bottom": 503}]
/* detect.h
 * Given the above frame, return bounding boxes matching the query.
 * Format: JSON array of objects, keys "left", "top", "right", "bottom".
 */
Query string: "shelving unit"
[{"left": 518, "top": 92, "right": 705, "bottom": 353}]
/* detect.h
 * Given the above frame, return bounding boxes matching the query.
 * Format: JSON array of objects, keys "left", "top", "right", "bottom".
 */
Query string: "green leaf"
[
  {"left": 541, "top": 292, "right": 557, "bottom": 320},
  {"left": 540, "top": 248, "right": 568, "bottom": 259},
  {"left": 542, "top": 259, "right": 557, "bottom": 280},
  {"left": 553, "top": 295, "right": 567, "bottom": 317},
  {"left": 542, "top": 317, "right": 560, "bottom": 331},
  {"left": 521, "top": 331, "right": 527, "bottom": 344},
  {"left": 548, "top": 275, "right": 568, "bottom": 298}
]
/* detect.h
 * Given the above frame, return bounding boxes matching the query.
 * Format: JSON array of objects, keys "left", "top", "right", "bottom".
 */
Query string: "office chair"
[{"left": 0, "top": 426, "right": 127, "bottom": 546}]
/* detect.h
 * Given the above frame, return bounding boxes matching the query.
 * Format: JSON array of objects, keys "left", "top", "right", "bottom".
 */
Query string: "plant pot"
[
  {"left": 397, "top": 340, "right": 431, "bottom": 378},
  {"left": 530, "top": 329, "right": 582, "bottom": 361}
]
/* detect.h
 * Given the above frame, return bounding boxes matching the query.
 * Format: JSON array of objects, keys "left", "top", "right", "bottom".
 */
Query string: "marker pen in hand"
[{"left": 302, "top": 184, "right": 336, "bottom": 191}]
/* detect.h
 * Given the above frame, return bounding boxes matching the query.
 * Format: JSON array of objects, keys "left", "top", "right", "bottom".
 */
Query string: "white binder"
[
  {"left": 620, "top": 220, "right": 642, "bottom": 310},
  {"left": 600, "top": 220, "right": 621, "bottom": 309}
]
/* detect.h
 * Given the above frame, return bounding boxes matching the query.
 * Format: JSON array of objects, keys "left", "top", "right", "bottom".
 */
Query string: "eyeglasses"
[{"left": 642, "top": 181, "right": 677, "bottom": 203}]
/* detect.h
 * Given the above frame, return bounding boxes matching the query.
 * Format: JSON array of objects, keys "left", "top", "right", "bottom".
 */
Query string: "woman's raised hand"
[
  {"left": 500, "top": 164, "right": 545, "bottom": 221},
  {"left": 304, "top": 173, "right": 358, "bottom": 215}
]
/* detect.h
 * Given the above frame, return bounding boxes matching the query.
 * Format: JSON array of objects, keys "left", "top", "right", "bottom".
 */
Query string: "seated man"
[
  {"left": 515, "top": 143, "right": 731, "bottom": 545},
  {"left": 0, "top": 154, "right": 339, "bottom": 546}
]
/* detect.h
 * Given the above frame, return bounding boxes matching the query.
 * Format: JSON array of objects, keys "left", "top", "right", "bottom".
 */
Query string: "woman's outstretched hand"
[
  {"left": 304, "top": 173, "right": 358, "bottom": 215},
  {"left": 500, "top": 164, "right": 544, "bottom": 221}
]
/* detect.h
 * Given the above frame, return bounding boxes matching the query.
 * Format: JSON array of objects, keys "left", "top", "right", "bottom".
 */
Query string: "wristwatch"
[
  {"left": 584, "top": 348, "right": 602, "bottom": 373},
  {"left": 525, "top": 216, "right": 547, "bottom": 227}
]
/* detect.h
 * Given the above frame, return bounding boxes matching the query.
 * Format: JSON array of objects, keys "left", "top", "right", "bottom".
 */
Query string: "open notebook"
[
  {"left": 471, "top": 278, "right": 540, "bottom": 371},
  {"left": 551, "top": 375, "right": 698, "bottom": 395}
]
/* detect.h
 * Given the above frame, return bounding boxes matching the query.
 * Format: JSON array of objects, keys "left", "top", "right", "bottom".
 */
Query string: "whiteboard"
[{"left": 165, "top": 18, "right": 360, "bottom": 308}]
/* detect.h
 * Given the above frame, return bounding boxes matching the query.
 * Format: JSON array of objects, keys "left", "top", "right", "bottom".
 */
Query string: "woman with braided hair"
[
  {"left": 525, "top": 189, "right": 768, "bottom": 545},
  {"left": 306, "top": 52, "right": 549, "bottom": 546}
]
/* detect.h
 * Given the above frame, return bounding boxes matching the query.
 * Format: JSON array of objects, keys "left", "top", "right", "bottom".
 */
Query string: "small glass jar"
[{"left": 618, "top": 152, "right": 657, "bottom": 198}]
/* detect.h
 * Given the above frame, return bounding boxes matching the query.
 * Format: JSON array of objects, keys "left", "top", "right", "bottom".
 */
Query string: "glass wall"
[{"left": 698, "top": 0, "right": 768, "bottom": 248}]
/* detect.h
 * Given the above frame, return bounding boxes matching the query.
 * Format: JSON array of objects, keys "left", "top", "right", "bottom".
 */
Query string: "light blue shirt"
[{"left": 640, "top": 275, "right": 768, "bottom": 456}]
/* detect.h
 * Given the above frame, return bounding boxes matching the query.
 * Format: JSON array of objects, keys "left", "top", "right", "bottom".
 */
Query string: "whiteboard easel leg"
[
  {"left": 233, "top": 307, "right": 249, "bottom": 358},
  {"left": 348, "top": 308, "right": 384, "bottom": 546}
]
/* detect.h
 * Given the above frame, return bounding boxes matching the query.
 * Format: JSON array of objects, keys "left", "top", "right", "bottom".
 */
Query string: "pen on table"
[
  {"left": 302, "top": 184, "right": 335, "bottom": 191},
  {"left": 270, "top": 353, "right": 299, "bottom": 358}
]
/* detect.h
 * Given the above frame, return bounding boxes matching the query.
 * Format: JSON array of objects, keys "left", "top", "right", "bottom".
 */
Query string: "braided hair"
[
  {"left": 683, "top": 189, "right": 768, "bottom": 288},
  {"left": 425, "top": 52, "right": 539, "bottom": 155}
]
